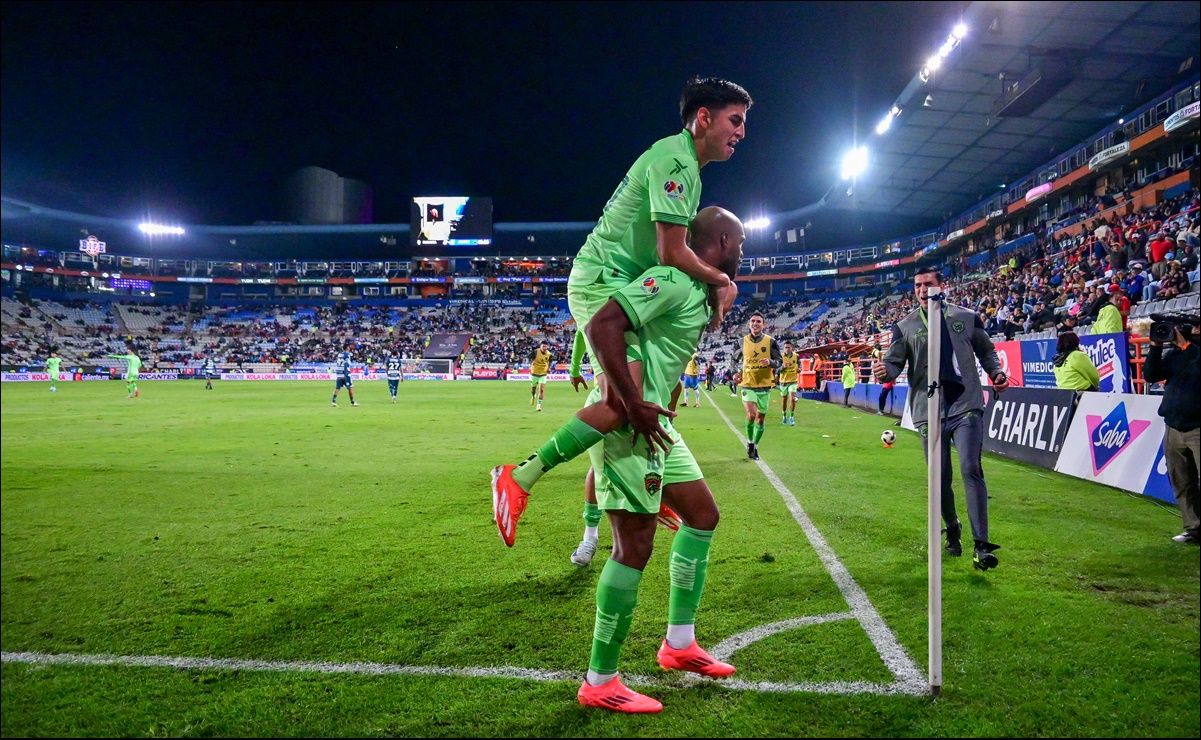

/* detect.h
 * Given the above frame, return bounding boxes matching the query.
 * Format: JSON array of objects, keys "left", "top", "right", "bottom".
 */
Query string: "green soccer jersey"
[
  {"left": 611, "top": 265, "right": 710, "bottom": 410},
  {"left": 109, "top": 354, "right": 142, "bottom": 374},
  {"left": 573, "top": 129, "right": 702, "bottom": 287},
  {"left": 46, "top": 357, "right": 61, "bottom": 376}
]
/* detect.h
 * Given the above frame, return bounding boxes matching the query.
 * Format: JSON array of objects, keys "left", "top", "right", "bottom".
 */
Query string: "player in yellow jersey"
[
  {"left": 528, "top": 342, "right": 553, "bottom": 411},
  {"left": 777, "top": 341, "right": 799, "bottom": 426},
  {"left": 681, "top": 352, "right": 702, "bottom": 407},
  {"left": 729, "top": 314, "right": 781, "bottom": 460}
]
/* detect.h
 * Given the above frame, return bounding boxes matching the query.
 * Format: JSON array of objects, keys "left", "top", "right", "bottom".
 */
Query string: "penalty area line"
[{"left": 703, "top": 390, "right": 926, "bottom": 695}]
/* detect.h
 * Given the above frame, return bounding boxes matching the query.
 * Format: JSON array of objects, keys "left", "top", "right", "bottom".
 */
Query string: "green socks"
[
  {"left": 668, "top": 525, "right": 714, "bottom": 628},
  {"left": 511, "top": 417, "right": 604, "bottom": 491},
  {"left": 751, "top": 423, "right": 765, "bottom": 444},
  {"left": 744, "top": 419, "right": 754, "bottom": 440},
  {"left": 583, "top": 501, "right": 602, "bottom": 528},
  {"left": 589, "top": 559, "right": 643, "bottom": 675}
]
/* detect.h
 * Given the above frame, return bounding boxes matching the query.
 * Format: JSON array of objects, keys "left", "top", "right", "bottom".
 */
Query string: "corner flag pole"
[{"left": 926, "top": 285, "right": 944, "bottom": 697}]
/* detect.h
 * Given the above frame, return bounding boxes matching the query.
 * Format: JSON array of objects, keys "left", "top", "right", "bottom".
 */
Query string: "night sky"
[{"left": 2, "top": 1, "right": 962, "bottom": 243}]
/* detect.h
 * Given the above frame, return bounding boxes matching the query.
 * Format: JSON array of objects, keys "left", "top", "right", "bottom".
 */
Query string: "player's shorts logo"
[
  {"left": 644, "top": 472, "right": 662, "bottom": 495},
  {"left": 642, "top": 277, "right": 659, "bottom": 295}
]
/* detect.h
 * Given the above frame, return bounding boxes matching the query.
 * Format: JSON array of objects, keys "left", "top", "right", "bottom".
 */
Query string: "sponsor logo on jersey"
[
  {"left": 641, "top": 277, "right": 659, "bottom": 295},
  {"left": 669, "top": 158, "right": 688, "bottom": 175},
  {"left": 663, "top": 180, "right": 686, "bottom": 199}
]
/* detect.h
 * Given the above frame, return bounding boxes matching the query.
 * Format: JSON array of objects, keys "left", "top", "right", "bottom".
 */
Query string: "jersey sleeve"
[
  {"left": 644, "top": 154, "right": 701, "bottom": 226},
  {"left": 611, "top": 266, "right": 691, "bottom": 331}
]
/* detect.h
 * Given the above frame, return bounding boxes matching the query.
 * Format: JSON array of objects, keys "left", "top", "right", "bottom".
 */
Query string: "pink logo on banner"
[{"left": 1085, "top": 402, "right": 1150, "bottom": 474}]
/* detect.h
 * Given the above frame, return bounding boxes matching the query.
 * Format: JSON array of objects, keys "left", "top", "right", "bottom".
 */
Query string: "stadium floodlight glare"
[
  {"left": 875, "top": 114, "right": 893, "bottom": 135},
  {"left": 937, "top": 37, "right": 957, "bottom": 58},
  {"left": 925, "top": 55, "right": 942, "bottom": 73},
  {"left": 952, "top": 22, "right": 968, "bottom": 40},
  {"left": 744, "top": 217, "right": 771, "bottom": 230},
  {"left": 840, "top": 146, "right": 869, "bottom": 180},
  {"left": 139, "top": 223, "right": 185, "bottom": 236}
]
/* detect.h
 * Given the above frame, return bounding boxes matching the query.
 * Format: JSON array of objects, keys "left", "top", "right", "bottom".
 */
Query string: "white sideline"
[
  {"left": 704, "top": 390, "right": 926, "bottom": 695},
  {"left": 1, "top": 391, "right": 926, "bottom": 696}
]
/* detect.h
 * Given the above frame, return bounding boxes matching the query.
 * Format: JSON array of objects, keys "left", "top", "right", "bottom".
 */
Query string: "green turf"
[{"left": 1, "top": 380, "right": 1197, "bottom": 737}]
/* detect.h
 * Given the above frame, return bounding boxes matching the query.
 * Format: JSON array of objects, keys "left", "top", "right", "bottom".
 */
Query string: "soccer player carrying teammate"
[
  {"left": 108, "top": 348, "right": 142, "bottom": 398},
  {"left": 729, "top": 314, "right": 781, "bottom": 460},
  {"left": 682, "top": 352, "right": 702, "bottom": 407},
  {"left": 202, "top": 356, "right": 217, "bottom": 390},
  {"left": 872, "top": 266, "right": 1009, "bottom": 571},
  {"left": 385, "top": 352, "right": 404, "bottom": 403},
  {"left": 778, "top": 341, "right": 799, "bottom": 425},
  {"left": 491, "top": 77, "right": 752, "bottom": 547},
  {"left": 45, "top": 351, "right": 61, "bottom": 392},
  {"left": 575, "top": 206, "right": 745, "bottom": 714},
  {"left": 331, "top": 348, "right": 358, "bottom": 407},
  {"left": 529, "top": 342, "right": 553, "bottom": 411}
]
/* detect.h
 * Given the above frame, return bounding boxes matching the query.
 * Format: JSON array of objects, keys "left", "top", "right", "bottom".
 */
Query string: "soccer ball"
[{"left": 881, "top": 429, "right": 896, "bottom": 445}]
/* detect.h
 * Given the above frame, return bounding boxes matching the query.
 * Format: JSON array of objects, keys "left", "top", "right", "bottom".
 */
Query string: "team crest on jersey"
[
  {"left": 641, "top": 277, "right": 659, "bottom": 295},
  {"left": 644, "top": 472, "right": 662, "bottom": 495},
  {"left": 663, "top": 180, "right": 686, "bottom": 200},
  {"left": 951, "top": 320, "right": 965, "bottom": 333}
]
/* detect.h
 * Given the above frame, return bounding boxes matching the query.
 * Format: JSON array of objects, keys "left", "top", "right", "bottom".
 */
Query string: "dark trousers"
[
  {"left": 1165, "top": 426, "right": 1201, "bottom": 534},
  {"left": 843, "top": 388, "right": 852, "bottom": 407},
  {"left": 878, "top": 386, "right": 893, "bottom": 413},
  {"left": 919, "top": 412, "right": 990, "bottom": 544}
]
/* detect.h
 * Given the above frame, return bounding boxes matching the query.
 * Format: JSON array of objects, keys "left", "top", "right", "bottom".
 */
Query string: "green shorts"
[
  {"left": 741, "top": 387, "right": 771, "bottom": 414},
  {"left": 125, "top": 373, "right": 139, "bottom": 383},
  {"left": 595, "top": 422, "right": 702, "bottom": 515},
  {"left": 530, "top": 373, "right": 548, "bottom": 387},
  {"left": 567, "top": 261, "right": 641, "bottom": 371},
  {"left": 778, "top": 382, "right": 797, "bottom": 396}
]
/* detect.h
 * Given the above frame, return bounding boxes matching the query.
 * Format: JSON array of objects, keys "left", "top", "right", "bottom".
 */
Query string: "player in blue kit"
[
  {"left": 331, "top": 349, "right": 359, "bottom": 407},
  {"left": 385, "top": 353, "right": 404, "bottom": 403}
]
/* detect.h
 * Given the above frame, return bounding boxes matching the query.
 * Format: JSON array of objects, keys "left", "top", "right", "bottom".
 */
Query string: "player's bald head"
[{"left": 690, "top": 206, "right": 744, "bottom": 246}]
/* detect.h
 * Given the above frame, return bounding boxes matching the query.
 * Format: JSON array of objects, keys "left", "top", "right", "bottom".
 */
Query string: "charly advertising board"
[
  {"left": 1054, "top": 392, "right": 1166, "bottom": 495},
  {"left": 982, "top": 386, "right": 1075, "bottom": 468}
]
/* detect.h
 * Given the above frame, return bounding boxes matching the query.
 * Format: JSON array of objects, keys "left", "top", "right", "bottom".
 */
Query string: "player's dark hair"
[
  {"left": 680, "top": 77, "right": 753, "bottom": 126},
  {"left": 914, "top": 266, "right": 943, "bottom": 284},
  {"left": 750, "top": 312, "right": 764, "bottom": 320}
]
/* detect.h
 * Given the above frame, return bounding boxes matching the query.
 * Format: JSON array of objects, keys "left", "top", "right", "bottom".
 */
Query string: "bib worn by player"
[{"left": 740, "top": 334, "right": 776, "bottom": 389}]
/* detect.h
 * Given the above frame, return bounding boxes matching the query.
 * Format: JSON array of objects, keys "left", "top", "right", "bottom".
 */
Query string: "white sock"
[
  {"left": 583, "top": 525, "right": 599, "bottom": 544},
  {"left": 666, "top": 623, "right": 695, "bottom": 649},
  {"left": 586, "top": 669, "right": 617, "bottom": 686}
]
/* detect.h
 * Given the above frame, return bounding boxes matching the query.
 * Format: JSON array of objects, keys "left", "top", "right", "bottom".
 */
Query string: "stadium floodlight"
[
  {"left": 840, "top": 146, "right": 869, "bottom": 180},
  {"left": 744, "top": 217, "right": 771, "bottom": 230},
  {"left": 925, "top": 55, "right": 942, "bottom": 74},
  {"left": 937, "top": 37, "right": 957, "bottom": 58},
  {"left": 952, "top": 22, "right": 968, "bottom": 40},
  {"left": 876, "top": 113, "right": 893, "bottom": 135},
  {"left": 139, "top": 223, "right": 185, "bottom": 236}
]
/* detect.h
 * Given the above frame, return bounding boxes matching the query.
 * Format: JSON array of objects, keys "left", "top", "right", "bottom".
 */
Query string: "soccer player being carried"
[
  {"left": 528, "top": 341, "right": 553, "bottom": 411},
  {"left": 491, "top": 76, "right": 752, "bottom": 549},
  {"left": 108, "top": 347, "right": 142, "bottom": 398},
  {"left": 45, "top": 350, "right": 61, "bottom": 392},
  {"left": 872, "top": 266, "right": 1008, "bottom": 571},
  {"left": 385, "top": 350, "right": 404, "bottom": 403},
  {"left": 574, "top": 205, "right": 746, "bottom": 713},
  {"left": 202, "top": 355, "right": 218, "bottom": 390},
  {"left": 730, "top": 313, "right": 782, "bottom": 460},
  {"left": 681, "top": 352, "right": 702, "bottom": 407},
  {"left": 778, "top": 340, "right": 799, "bottom": 426},
  {"left": 331, "top": 346, "right": 359, "bottom": 407}
]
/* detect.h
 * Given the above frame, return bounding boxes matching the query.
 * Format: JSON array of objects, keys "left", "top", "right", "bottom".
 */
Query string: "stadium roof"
[{"left": 807, "top": 0, "right": 1200, "bottom": 222}]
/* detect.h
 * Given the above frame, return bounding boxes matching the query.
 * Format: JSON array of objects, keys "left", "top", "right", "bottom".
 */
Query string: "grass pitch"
[{"left": 1, "top": 379, "right": 1197, "bottom": 737}]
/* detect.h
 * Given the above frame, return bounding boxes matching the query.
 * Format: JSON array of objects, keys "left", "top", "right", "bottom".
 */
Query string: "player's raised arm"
[{"left": 657, "top": 223, "right": 731, "bottom": 288}]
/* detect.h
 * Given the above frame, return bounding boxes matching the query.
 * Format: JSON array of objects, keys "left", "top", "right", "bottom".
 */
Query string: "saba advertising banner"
[
  {"left": 983, "top": 386, "right": 1075, "bottom": 469},
  {"left": 1054, "top": 392, "right": 1166, "bottom": 494},
  {"left": 1014, "top": 332, "right": 1129, "bottom": 393}
]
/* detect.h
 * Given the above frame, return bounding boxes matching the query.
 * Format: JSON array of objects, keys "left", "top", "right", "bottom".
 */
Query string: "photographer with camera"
[{"left": 1143, "top": 314, "right": 1201, "bottom": 544}]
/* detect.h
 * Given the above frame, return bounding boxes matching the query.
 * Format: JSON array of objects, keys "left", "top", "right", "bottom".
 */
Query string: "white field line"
[
  {"left": 704, "top": 390, "right": 926, "bottom": 695},
  {"left": 1, "top": 391, "right": 926, "bottom": 697}
]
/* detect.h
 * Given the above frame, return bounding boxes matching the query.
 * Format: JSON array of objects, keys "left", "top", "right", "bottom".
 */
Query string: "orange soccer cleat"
[
  {"left": 577, "top": 676, "right": 663, "bottom": 713},
  {"left": 656, "top": 639, "right": 736, "bottom": 678},
  {"left": 656, "top": 504, "right": 682, "bottom": 531},
  {"left": 491, "top": 464, "right": 530, "bottom": 547}
]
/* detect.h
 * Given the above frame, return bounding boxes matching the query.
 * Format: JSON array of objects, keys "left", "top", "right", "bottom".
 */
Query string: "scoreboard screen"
[{"left": 411, "top": 197, "right": 492, "bottom": 246}]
